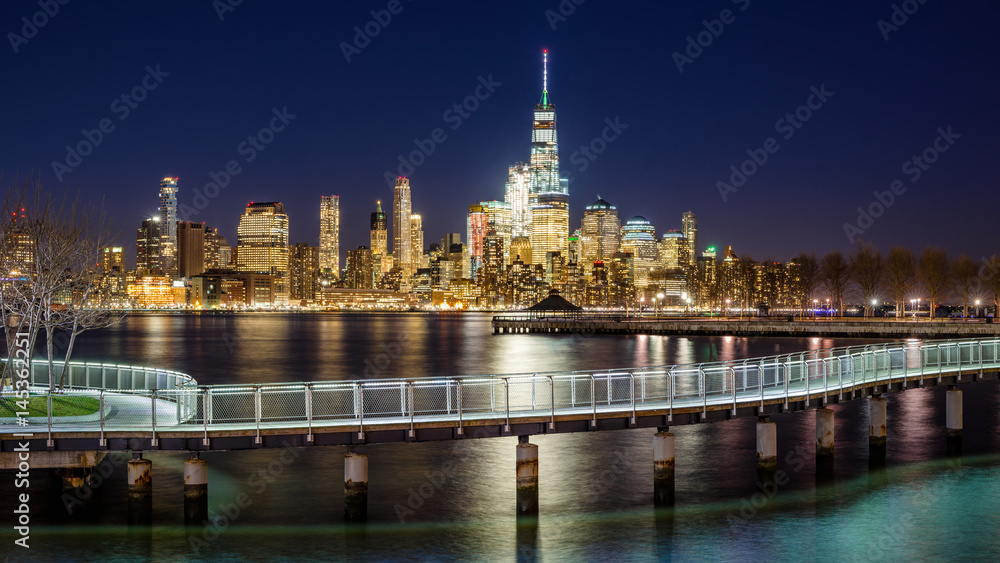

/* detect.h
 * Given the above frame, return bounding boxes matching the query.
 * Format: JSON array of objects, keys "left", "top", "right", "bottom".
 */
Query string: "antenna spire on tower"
[{"left": 543, "top": 49, "right": 548, "bottom": 93}]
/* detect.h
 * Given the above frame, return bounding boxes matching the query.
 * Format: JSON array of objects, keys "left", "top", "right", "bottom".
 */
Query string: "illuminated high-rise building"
[
  {"left": 681, "top": 211, "right": 698, "bottom": 267},
  {"left": 101, "top": 246, "right": 124, "bottom": 274},
  {"left": 410, "top": 213, "right": 424, "bottom": 272},
  {"left": 136, "top": 217, "right": 160, "bottom": 274},
  {"left": 319, "top": 195, "right": 340, "bottom": 276},
  {"left": 370, "top": 200, "right": 387, "bottom": 255},
  {"left": 467, "top": 204, "right": 488, "bottom": 277},
  {"left": 204, "top": 227, "right": 221, "bottom": 270},
  {"left": 510, "top": 236, "right": 533, "bottom": 266},
  {"left": 529, "top": 50, "right": 563, "bottom": 200},
  {"left": 392, "top": 177, "right": 412, "bottom": 278},
  {"left": 289, "top": 242, "right": 320, "bottom": 302},
  {"left": 505, "top": 162, "right": 531, "bottom": 239},
  {"left": 177, "top": 221, "right": 206, "bottom": 278},
  {"left": 530, "top": 192, "right": 569, "bottom": 261},
  {"left": 579, "top": 197, "right": 621, "bottom": 273},
  {"left": 2, "top": 208, "right": 33, "bottom": 274},
  {"left": 658, "top": 231, "right": 690, "bottom": 270},
  {"left": 620, "top": 216, "right": 659, "bottom": 288},
  {"left": 346, "top": 246, "right": 375, "bottom": 289},
  {"left": 158, "top": 177, "right": 179, "bottom": 277},
  {"left": 479, "top": 200, "right": 512, "bottom": 264},
  {"left": 236, "top": 201, "right": 290, "bottom": 304}
]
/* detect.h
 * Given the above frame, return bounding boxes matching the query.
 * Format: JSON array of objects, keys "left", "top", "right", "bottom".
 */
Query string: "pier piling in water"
[
  {"left": 184, "top": 453, "right": 208, "bottom": 525},
  {"left": 869, "top": 396, "right": 887, "bottom": 468},
  {"left": 756, "top": 417, "right": 777, "bottom": 486},
  {"left": 516, "top": 436, "right": 539, "bottom": 517},
  {"left": 946, "top": 386, "right": 963, "bottom": 456},
  {"left": 344, "top": 452, "right": 369, "bottom": 522},
  {"left": 127, "top": 455, "right": 153, "bottom": 525},
  {"left": 816, "top": 408, "right": 835, "bottom": 479},
  {"left": 653, "top": 428, "right": 675, "bottom": 506}
]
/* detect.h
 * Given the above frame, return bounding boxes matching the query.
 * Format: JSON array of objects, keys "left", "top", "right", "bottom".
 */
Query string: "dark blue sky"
[{"left": 3, "top": 1, "right": 998, "bottom": 265}]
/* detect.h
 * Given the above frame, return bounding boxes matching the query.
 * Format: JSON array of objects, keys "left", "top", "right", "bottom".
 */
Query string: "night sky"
[{"left": 3, "top": 1, "right": 998, "bottom": 266}]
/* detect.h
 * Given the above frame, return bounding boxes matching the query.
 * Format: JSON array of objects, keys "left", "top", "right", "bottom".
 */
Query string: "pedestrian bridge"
[{"left": 2, "top": 337, "right": 999, "bottom": 452}]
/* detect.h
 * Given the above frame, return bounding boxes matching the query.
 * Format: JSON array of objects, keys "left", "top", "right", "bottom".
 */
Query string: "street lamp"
[
  {"left": 657, "top": 293, "right": 665, "bottom": 316},
  {"left": 725, "top": 298, "right": 731, "bottom": 318},
  {"left": 640, "top": 296, "right": 645, "bottom": 317},
  {"left": 651, "top": 297, "right": 657, "bottom": 317},
  {"left": 813, "top": 299, "right": 818, "bottom": 319},
  {"left": 976, "top": 299, "right": 981, "bottom": 319},
  {"left": 871, "top": 299, "right": 878, "bottom": 319}
]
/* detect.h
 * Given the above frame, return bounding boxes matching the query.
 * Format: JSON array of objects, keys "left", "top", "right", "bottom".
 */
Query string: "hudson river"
[{"left": 6, "top": 313, "right": 1000, "bottom": 561}]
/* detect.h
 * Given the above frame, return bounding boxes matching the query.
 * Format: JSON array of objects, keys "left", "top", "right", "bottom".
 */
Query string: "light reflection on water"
[{"left": 9, "top": 312, "right": 1000, "bottom": 560}]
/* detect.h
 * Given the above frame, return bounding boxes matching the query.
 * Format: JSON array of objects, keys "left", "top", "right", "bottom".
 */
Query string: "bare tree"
[
  {"left": 850, "top": 242, "right": 885, "bottom": 317},
  {"left": 951, "top": 255, "right": 978, "bottom": 318},
  {"left": 885, "top": 247, "right": 916, "bottom": 318},
  {"left": 984, "top": 256, "right": 1000, "bottom": 318},
  {"left": 917, "top": 247, "right": 950, "bottom": 318},
  {"left": 820, "top": 251, "right": 849, "bottom": 316},
  {"left": 794, "top": 252, "right": 820, "bottom": 315},
  {"left": 1, "top": 178, "right": 122, "bottom": 392}
]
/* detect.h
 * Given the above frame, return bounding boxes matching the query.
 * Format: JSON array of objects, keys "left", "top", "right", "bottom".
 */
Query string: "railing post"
[
  {"left": 150, "top": 390, "right": 158, "bottom": 447},
  {"left": 938, "top": 343, "right": 943, "bottom": 382},
  {"left": 503, "top": 377, "right": 510, "bottom": 433},
  {"left": 730, "top": 366, "right": 737, "bottom": 415},
  {"left": 306, "top": 384, "right": 313, "bottom": 443},
  {"left": 548, "top": 376, "right": 555, "bottom": 430},
  {"left": 47, "top": 391, "right": 53, "bottom": 447},
  {"left": 99, "top": 389, "right": 106, "bottom": 447},
  {"left": 590, "top": 374, "right": 597, "bottom": 428},
  {"left": 254, "top": 385, "right": 262, "bottom": 444},
  {"left": 668, "top": 367, "right": 675, "bottom": 423},
  {"left": 457, "top": 380, "right": 464, "bottom": 435},
  {"left": 408, "top": 382, "right": 415, "bottom": 438},
  {"left": 357, "top": 383, "right": 364, "bottom": 440},
  {"left": 699, "top": 366, "right": 706, "bottom": 416},
  {"left": 629, "top": 372, "right": 636, "bottom": 424},
  {"left": 446, "top": 379, "right": 453, "bottom": 415},
  {"left": 202, "top": 388, "right": 210, "bottom": 446}
]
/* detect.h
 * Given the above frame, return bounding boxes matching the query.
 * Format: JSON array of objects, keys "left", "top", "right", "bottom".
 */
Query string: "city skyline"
[{"left": 4, "top": 3, "right": 996, "bottom": 262}]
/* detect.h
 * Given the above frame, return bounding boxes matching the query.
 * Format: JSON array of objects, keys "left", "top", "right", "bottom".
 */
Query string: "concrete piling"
[
  {"left": 946, "top": 386, "right": 963, "bottom": 456},
  {"left": 127, "top": 455, "right": 153, "bottom": 525},
  {"left": 869, "top": 396, "right": 887, "bottom": 468},
  {"left": 344, "top": 452, "right": 368, "bottom": 522},
  {"left": 653, "top": 428, "right": 675, "bottom": 506},
  {"left": 816, "top": 408, "right": 835, "bottom": 480},
  {"left": 756, "top": 417, "right": 777, "bottom": 486},
  {"left": 183, "top": 454, "right": 208, "bottom": 525},
  {"left": 516, "top": 436, "right": 539, "bottom": 517}
]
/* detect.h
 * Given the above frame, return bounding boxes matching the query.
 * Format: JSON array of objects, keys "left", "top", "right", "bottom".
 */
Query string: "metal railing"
[{"left": 4, "top": 338, "right": 1000, "bottom": 439}]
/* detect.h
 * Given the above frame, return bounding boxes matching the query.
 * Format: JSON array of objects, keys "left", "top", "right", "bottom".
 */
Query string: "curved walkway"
[{"left": 2, "top": 338, "right": 999, "bottom": 451}]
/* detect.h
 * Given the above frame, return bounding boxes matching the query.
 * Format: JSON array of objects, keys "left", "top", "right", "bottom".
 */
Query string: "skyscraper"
[
  {"left": 319, "top": 195, "right": 340, "bottom": 277},
  {"left": 410, "top": 213, "right": 424, "bottom": 272},
  {"left": 370, "top": 201, "right": 387, "bottom": 257},
  {"left": 393, "top": 177, "right": 412, "bottom": 278},
  {"left": 681, "top": 211, "right": 698, "bottom": 267},
  {"left": 479, "top": 200, "right": 513, "bottom": 264},
  {"left": 620, "top": 216, "right": 659, "bottom": 288},
  {"left": 467, "top": 204, "right": 488, "bottom": 277},
  {"left": 579, "top": 197, "right": 621, "bottom": 273},
  {"left": 204, "top": 227, "right": 221, "bottom": 270},
  {"left": 289, "top": 242, "right": 320, "bottom": 302},
  {"left": 158, "top": 177, "right": 179, "bottom": 277},
  {"left": 530, "top": 192, "right": 569, "bottom": 261},
  {"left": 505, "top": 162, "right": 531, "bottom": 239},
  {"left": 529, "top": 50, "right": 563, "bottom": 199},
  {"left": 236, "top": 201, "right": 290, "bottom": 304},
  {"left": 136, "top": 217, "right": 160, "bottom": 273},
  {"left": 177, "top": 221, "right": 206, "bottom": 278}
]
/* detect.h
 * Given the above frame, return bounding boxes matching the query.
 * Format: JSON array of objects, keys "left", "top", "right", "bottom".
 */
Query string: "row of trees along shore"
[
  {"left": 790, "top": 241, "right": 1000, "bottom": 318},
  {"left": 1, "top": 179, "right": 123, "bottom": 393}
]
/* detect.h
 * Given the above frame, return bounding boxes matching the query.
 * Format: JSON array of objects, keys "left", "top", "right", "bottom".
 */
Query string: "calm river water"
[{"left": 5, "top": 313, "right": 1000, "bottom": 561}]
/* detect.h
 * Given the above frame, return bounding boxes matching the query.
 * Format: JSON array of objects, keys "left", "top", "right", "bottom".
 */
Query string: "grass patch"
[{"left": 0, "top": 395, "right": 101, "bottom": 417}]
